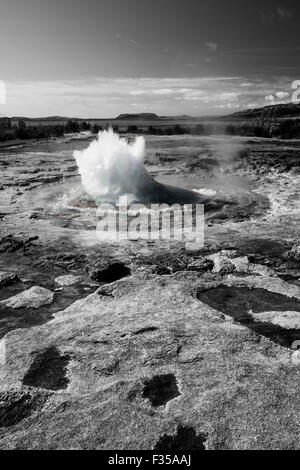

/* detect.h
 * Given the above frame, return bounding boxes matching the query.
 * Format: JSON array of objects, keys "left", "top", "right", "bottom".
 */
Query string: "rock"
[
  {"left": 285, "top": 244, "right": 300, "bottom": 261},
  {"left": 0, "top": 235, "right": 38, "bottom": 253},
  {"left": 0, "top": 271, "right": 20, "bottom": 288},
  {"left": 0, "top": 389, "right": 50, "bottom": 428},
  {"left": 34, "top": 252, "right": 87, "bottom": 271},
  {"left": 55, "top": 275, "right": 81, "bottom": 286},
  {"left": 1, "top": 286, "right": 54, "bottom": 309},
  {"left": 206, "top": 251, "right": 237, "bottom": 274},
  {"left": 252, "top": 311, "right": 300, "bottom": 329},
  {"left": 86, "top": 258, "right": 131, "bottom": 283},
  {"left": 186, "top": 258, "right": 214, "bottom": 272},
  {"left": 207, "top": 250, "right": 277, "bottom": 277},
  {"left": 0, "top": 275, "right": 299, "bottom": 449},
  {"left": 132, "top": 265, "right": 169, "bottom": 279},
  {"left": 138, "top": 252, "right": 213, "bottom": 275},
  {"left": 231, "top": 256, "right": 276, "bottom": 277}
]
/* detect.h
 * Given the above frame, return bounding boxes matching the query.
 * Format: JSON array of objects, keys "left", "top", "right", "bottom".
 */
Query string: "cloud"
[
  {"left": 113, "top": 32, "right": 140, "bottom": 46},
  {"left": 0, "top": 80, "right": 6, "bottom": 105},
  {"left": 275, "top": 91, "right": 290, "bottom": 99},
  {"left": 152, "top": 88, "right": 175, "bottom": 95},
  {"left": 276, "top": 7, "right": 293, "bottom": 20},
  {"left": 240, "top": 82, "right": 255, "bottom": 88},
  {"left": 130, "top": 90, "right": 146, "bottom": 96},
  {"left": 205, "top": 42, "right": 218, "bottom": 53},
  {"left": 2, "top": 76, "right": 294, "bottom": 118},
  {"left": 259, "top": 6, "right": 293, "bottom": 23},
  {"left": 216, "top": 103, "right": 241, "bottom": 109},
  {"left": 180, "top": 90, "right": 205, "bottom": 100},
  {"left": 265, "top": 90, "right": 291, "bottom": 105},
  {"left": 131, "top": 88, "right": 182, "bottom": 96}
]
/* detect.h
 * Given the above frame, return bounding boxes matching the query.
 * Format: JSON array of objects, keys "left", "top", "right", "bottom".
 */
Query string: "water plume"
[
  {"left": 74, "top": 129, "right": 211, "bottom": 205},
  {"left": 74, "top": 129, "right": 150, "bottom": 203}
]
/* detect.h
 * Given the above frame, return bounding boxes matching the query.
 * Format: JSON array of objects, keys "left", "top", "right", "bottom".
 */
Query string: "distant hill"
[
  {"left": 7, "top": 102, "right": 300, "bottom": 125},
  {"left": 116, "top": 113, "right": 159, "bottom": 120},
  {"left": 226, "top": 102, "right": 300, "bottom": 121},
  {"left": 2, "top": 101, "right": 300, "bottom": 140},
  {"left": 11, "top": 116, "right": 71, "bottom": 121}
]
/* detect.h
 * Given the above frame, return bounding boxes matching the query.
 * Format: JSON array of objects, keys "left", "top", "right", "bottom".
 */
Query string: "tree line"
[
  {"left": 1, "top": 118, "right": 300, "bottom": 142},
  {"left": 0, "top": 120, "right": 97, "bottom": 142},
  {"left": 225, "top": 119, "right": 300, "bottom": 139}
]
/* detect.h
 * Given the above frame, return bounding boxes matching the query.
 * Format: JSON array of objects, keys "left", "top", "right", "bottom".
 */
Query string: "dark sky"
[{"left": 0, "top": 0, "right": 299, "bottom": 116}]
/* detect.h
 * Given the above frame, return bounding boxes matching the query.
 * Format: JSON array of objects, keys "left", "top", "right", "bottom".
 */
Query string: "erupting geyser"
[
  {"left": 74, "top": 129, "right": 213, "bottom": 206},
  {"left": 74, "top": 129, "right": 148, "bottom": 203}
]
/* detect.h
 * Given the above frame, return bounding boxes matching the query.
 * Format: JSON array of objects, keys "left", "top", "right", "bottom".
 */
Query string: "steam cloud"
[{"left": 74, "top": 129, "right": 153, "bottom": 203}]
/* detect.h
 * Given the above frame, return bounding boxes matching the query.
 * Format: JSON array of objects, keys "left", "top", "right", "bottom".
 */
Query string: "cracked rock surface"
[{"left": 0, "top": 271, "right": 299, "bottom": 450}]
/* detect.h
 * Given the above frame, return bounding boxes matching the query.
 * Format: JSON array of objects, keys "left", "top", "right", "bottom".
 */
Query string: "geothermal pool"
[
  {"left": 0, "top": 132, "right": 273, "bottom": 242},
  {"left": 1, "top": 132, "right": 299, "bottom": 241}
]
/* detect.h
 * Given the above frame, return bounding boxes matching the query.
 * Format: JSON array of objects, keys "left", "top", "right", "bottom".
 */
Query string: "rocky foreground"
[
  {"left": 0, "top": 135, "right": 299, "bottom": 449},
  {"left": 0, "top": 248, "right": 299, "bottom": 450}
]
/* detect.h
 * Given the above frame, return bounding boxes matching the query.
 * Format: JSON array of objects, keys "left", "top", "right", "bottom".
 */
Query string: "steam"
[{"left": 74, "top": 129, "right": 150, "bottom": 203}]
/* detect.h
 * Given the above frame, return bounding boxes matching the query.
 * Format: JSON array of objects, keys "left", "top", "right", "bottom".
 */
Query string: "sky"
[{"left": 0, "top": 0, "right": 299, "bottom": 117}]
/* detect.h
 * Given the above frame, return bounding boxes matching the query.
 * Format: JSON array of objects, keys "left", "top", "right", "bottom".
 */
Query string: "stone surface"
[
  {"left": 207, "top": 250, "right": 277, "bottom": 277},
  {"left": 0, "top": 273, "right": 299, "bottom": 450},
  {"left": 252, "top": 311, "right": 300, "bottom": 329},
  {"left": 207, "top": 250, "right": 239, "bottom": 274},
  {"left": 0, "top": 286, "right": 54, "bottom": 309},
  {"left": 0, "top": 272, "right": 20, "bottom": 288},
  {"left": 0, "top": 389, "right": 50, "bottom": 428},
  {"left": 55, "top": 275, "right": 81, "bottom": 286},
  {"left": 292, "top": 350, "right": 300, "bottom": 365},
  {"left": 0, "top": 235, "right": 38, "bottom": 254},
  {"left": 285, "top": 244, "right": 300, "bottom": 261}
]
